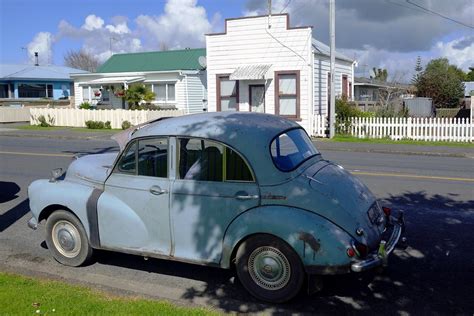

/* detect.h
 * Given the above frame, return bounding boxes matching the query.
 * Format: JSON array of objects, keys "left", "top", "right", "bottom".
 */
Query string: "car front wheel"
[
  {"left": 45, "top": 210, "right": 93, "bottom": 267},
  {"left": 235, "top": 234, "right": 304, "bottom": 303}
]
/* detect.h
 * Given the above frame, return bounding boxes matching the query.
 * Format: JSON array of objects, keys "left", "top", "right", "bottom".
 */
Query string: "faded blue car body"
[{"left": 28, "top": 112, "right": 403, "bottom": 276}]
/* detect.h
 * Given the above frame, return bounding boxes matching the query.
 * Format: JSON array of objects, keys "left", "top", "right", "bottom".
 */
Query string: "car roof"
[{"left": 132, "top": 112, "right": 302, "bottom": 184}]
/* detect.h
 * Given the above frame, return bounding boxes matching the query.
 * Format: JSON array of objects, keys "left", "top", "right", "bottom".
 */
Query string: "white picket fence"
[
  {"left": 347, "top": 117, "right": 473, "bottom": 142},
  {"left": 30, "top": 108, "right": 186, "bottom": 129},
  {"left": 311, "top": 115, "right": 473, "bottom": 142},
  {"left": 0, "top": 107, "right": 30, "bottom": 122},
  {"left": 312, "top": 114, "right": 327, "bottom": 137}
]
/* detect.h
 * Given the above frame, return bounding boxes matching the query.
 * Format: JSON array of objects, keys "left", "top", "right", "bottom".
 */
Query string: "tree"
[
  {"left": 414, "top": 58, "right": 465, "bottom": 108},
  {"left": 411, "top": 56, "right": 423, "bottom": 84},
  {"left": 370, "top": 67, "right": 388, "bottom": 82},
  {"left": 466, "top": 67, "right": 474, "bottom": 81},
  {"left": 121, "top": 84, "right": 155, "bottom": 108},
  {"left": 64, "top": 50, "right": 100, "bottom": 72}
]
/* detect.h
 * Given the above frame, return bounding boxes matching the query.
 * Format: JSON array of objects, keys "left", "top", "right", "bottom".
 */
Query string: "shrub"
[
  {"left": 335, "top": 98, "right": 373, "bottom": 134},
  {"left": 79, "top": 102, "right": 92, "bottom": 109},
  {"left": 85, "top": 120, "right": 105, "bottom": 129},
  {"left": 104, "top": 121, "right": 111, "bottom": 129},
  {"left": 121, "top": 120, "right": 131, "bottom": 130},
  {"left": 35, "top": 114, "right": 55, "bottom": 127},
  {"left": 375, "top": 105, "right": 409, "bottom": 118}
]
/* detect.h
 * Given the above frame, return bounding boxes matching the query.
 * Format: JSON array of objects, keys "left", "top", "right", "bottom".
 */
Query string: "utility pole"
[
  {"left": 329, "top": 0, "right": 336, "bottom": 138},
  {"left": 268, "top": 0, "right": 272, "bottom": 28}
]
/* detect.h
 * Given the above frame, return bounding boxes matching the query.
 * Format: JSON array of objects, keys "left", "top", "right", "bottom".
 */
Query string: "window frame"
[
  {"left": 269, "top": 127, "right": 320, "bottom": 172},
  {"left": 274, "top": 70, "right": 300, "bottom": 120},
  {"left": 18, "top": 83, "right": 54, "bottom": 99},
  {"left": 216, "top": 74, "right": 239, "bottom": 112},
  {"left": 176, "top": 136, "right": 255, "bottom": 183},
  {"left": 149, "top": 82, "right": 176, "bottom": 103},
  {"left": 112, "top": 136, "right": 170, "bottom": 178}
]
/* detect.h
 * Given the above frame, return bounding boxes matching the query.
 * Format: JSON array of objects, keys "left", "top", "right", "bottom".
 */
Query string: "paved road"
[{"left": 1, "top": 136, "right": 473, "bottom": 314}]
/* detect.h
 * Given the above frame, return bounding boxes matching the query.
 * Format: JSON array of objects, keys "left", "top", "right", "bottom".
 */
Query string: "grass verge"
[
  {"left": 16, "top": 125, "right": 120, "bottom": 132},
  {"left": 0, "top": 272, "right": 217, "bottom": 315},
  {"left": 319, "top": 135, "right": 474, "bottom": 148}
]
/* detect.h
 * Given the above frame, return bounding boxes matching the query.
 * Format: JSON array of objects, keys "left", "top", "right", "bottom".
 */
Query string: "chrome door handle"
[
  {"left": 235, "top": 194, "right": 259, "bottom": 200},
  {"left": 149, "top": 186, "right": 168, "bottom": 195}
]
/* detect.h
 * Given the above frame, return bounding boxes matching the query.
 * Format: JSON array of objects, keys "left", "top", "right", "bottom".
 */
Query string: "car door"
[
  {"left": 170, "top": 138, "right": 259, "bottom": 263},
  {"left": 98, "top": 137, "right": 172, "bottom": 255}
]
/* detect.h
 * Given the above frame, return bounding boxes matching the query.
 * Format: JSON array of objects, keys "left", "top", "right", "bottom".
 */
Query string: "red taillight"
[
  {"left": 354, "top": 242, "right": 369, "bottom": 258},
  {"left": 382, "top": 206, "right": 391, "bottom": 217},
  {"left": 346, "top": 248, "right": 356, "bottom": 257}
]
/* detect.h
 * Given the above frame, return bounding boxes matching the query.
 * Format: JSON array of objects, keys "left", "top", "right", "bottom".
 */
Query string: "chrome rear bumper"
[{"left": 351, "top": 211, "right": 405, "bottom": 273}]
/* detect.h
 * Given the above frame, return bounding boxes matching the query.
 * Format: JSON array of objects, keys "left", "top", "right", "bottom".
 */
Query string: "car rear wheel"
[
  {"left": 235, "top": 234, "right": 304, "bottom": 303},
  {"left": 45, "top": 210, "right": 93, "bottom": 267}
]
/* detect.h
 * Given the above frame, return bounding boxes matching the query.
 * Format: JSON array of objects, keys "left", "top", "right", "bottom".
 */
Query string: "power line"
[
  {"left": 279, "top": 0, "right": 291, "bottom": 13},
  {"left": 405, "top": 0, "right": 473, "bottom": 29}
]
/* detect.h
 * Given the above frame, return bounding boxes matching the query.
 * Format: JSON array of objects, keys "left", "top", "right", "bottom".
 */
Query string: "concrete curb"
[
  {"left": 316, "top": 146, "right": 471, "bottom": 159},
  {"left": 0, "top": 131, "right": 115, "bottom": 141}
]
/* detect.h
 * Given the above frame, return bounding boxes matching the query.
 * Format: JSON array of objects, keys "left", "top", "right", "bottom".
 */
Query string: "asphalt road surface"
[{"left": 1, "top": 135, "right": 473, "bottom": 315}]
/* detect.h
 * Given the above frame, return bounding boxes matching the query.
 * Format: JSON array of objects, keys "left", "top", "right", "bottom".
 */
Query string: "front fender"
[
  {"left": 28, "top": 179, "right": 95, "bottom": 238},
  {"left": 220, "top": 206, "right": 354, "bottom": 273}
]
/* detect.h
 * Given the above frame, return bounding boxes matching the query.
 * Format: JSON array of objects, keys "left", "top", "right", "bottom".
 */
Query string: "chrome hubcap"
[
  {"left": 248, "top": 246, "right": 291, "bottom": 291},
  {"left": 52, "top": 220, "right": 81, "bottom": 258}
]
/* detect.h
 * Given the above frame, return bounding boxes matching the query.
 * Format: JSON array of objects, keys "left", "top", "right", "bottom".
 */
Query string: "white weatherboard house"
[
  {"left": 206, "top": 14, "right": 355, "bottom": 134},
  {"left": 71, "top": 49, "right": 207, "bottom": 113}
]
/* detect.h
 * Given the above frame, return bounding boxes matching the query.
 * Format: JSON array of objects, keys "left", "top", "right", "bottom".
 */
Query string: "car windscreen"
[{"left": 270, "top": 128, "right": 319, "bottom": 171}]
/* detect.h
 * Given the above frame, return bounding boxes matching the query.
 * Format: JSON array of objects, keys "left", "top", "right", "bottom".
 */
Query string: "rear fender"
[{"left": 220, "top": 206, "right": 353, "bottom": 272}]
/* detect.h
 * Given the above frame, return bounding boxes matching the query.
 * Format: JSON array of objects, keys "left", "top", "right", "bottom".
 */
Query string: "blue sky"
[{"left": 1, "top": 0, "right": 472, "bottom": 80}]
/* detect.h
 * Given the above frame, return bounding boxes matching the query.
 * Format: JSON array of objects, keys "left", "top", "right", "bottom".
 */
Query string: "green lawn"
[
  {"left": 0, "top": 272, "right": 218, "bottom": 315},
  {"left": 318, "top": 135, "right": 474, "bottom": 148}
]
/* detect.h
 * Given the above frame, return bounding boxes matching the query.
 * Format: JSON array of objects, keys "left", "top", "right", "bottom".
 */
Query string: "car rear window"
[{"left": 270, "top": 129, "right": 319, "bottom": 171}]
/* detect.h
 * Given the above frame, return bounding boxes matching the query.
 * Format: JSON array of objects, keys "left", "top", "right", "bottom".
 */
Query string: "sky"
[{"left": 0, "top": 0, "right": 472, "bottom": 82}]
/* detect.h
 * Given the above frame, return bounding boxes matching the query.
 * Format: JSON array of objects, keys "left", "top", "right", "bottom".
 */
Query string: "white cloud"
[
  {"left": 136, "top": 0, "right": 212, "bottom": 49},
  {"left": 82, "top": 14, "right": 104, "bottom": 31},
  {"left": 434, "top": 37, "right": 474, "bottom": 71},
  {"left": 27, "top": 32, "right": 53, "bottom": 65}
]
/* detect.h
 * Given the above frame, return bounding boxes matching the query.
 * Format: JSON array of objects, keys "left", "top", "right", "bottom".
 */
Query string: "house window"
[
  {"left": 18, "top": 83, "right": 53, "bottom": 98},
  {"left": 217, "top": 75, "right": 238, "bottom": 111},
  {"left": 82, "top": 86, "right": 90, "bottom": 101},
  {"left": 275, "top": 71, "right": 300, "bottom": 119},
  {"left": 0, "top": 84, "right": 8, "bottom": 98},
  {"left": 153, "top": 83, "right": 175, "bottom": 102}
]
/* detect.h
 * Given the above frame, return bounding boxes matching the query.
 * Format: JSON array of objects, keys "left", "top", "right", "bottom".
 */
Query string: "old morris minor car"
[{"left": 28, "top": 112, "right": 404, "bottom": 303}]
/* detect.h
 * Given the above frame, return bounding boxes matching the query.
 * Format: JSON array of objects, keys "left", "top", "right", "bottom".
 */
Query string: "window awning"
[
  {"left": 229, "top": 64, "right": 272, "bottom": 80},
  {"left": 78, "top": 76, "right": 145, "bottom": 85}
]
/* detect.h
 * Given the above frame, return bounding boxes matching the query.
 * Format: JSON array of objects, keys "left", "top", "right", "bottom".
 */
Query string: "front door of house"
[{"left": 249, "top": 85, "right": 265, "bottom": 113}]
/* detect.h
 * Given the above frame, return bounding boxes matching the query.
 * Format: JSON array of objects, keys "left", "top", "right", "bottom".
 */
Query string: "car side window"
[
  {"left": 137, "top": 138, "right": 168, "bottom": 178},
  {"left": 178, "top": 138, "right": 224, "bottom": 182},
  {"left": 225, "top": 147, "right": 254, "bottom": 182},
  {"left": 116, "top": 141, "right": 137, "bottom": 174}
]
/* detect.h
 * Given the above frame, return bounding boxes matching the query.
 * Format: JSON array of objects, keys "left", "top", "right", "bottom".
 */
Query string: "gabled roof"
[
  {"left": 97, "top": 48, "right": 206, "bottom": 73},
  {"left": 0, "top": 64, "right": 88, "bottom": 80},
  {"left": 311, "top": 38, "right": 353, "bottom": 63}
]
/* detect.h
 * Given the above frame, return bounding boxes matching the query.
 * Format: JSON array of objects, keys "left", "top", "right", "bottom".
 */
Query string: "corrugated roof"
[
  {"left": 311, "top": 38, "right": 353, "bottom": 63},
  {"left": 0, "top": 64, "right": 88, "bottom": 80},
  {"left": 97, "top": 48, "right": 206, "bottom": 73}
]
